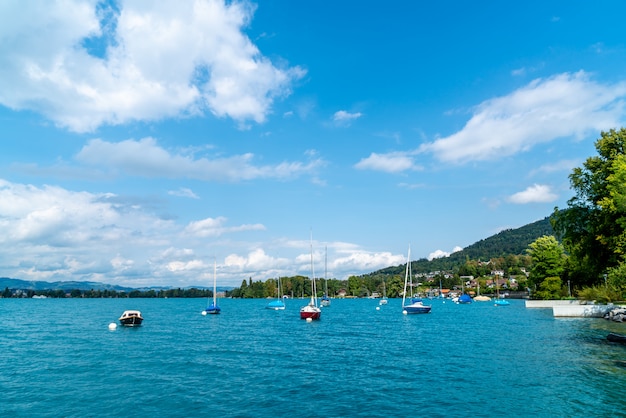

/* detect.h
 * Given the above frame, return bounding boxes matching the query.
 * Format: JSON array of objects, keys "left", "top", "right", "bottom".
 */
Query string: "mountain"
[
  {"left": 0, "top": 277, "right": 234, "bottom": 292},
  {"left": 1, "top": 216, "right": 554, "bottom": 291},
  {"left": 375, "top": 215, "right": 554, "bottom": 275}
]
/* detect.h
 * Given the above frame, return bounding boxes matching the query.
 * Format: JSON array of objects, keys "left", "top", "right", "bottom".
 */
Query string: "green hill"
[{"left": 375, "top": 215, "right": 554, "bottom": 276}]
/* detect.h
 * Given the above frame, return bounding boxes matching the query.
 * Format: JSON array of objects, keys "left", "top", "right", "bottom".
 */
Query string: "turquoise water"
[{"left": 2, "top": 298, "right": 625, "bottom": 417}]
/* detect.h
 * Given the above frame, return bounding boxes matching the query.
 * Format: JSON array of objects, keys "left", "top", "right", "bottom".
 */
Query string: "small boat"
[
  {"left": 300, "top": 234, "right": 321, "bottom": 320},
  {"left": 401, "top": 245, "right": 431, "bottom": 314},
  {"left": 494, "top": 298, "right": 510, "bottom": 306},
  {"left": 203, "top": 260, "right": 221, "bottom": 315},
  {"left": 379, "top": 277, "right": 388, "bottom": 305},
  {"left": 118, "top": 310, "right": 143, "bottom": 326},
  {"left": 607, "top": 333, "right": 626, "bottom": 344},
  {"left": 320, "top": 246, "right": 331, "bottom": 307},
  {"left": 457, "top": 294, "right": 473, "bottom": 304},
  {"left": 266, "top": 277, "right": 286, "bottom": 310}
]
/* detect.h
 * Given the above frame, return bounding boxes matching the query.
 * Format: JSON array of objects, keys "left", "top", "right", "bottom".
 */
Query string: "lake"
[{"left": 1, "top": 297, "right": 625, "bottom": 417}]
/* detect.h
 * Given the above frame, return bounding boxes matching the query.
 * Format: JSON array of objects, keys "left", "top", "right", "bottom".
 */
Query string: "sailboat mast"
[
  {"left": 402, "top": 245, "right": 410, "bottom": 307},
  {"left": 213, "top": 259, "right": 217, "bottom": 305},
  {"left": 310, "top": 232, "right": 316, "bottom": 306}
]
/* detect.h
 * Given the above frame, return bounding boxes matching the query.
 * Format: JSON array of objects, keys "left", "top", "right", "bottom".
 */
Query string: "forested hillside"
[{"left": 373, "top": 215, "right": 554, "bottom": 276}]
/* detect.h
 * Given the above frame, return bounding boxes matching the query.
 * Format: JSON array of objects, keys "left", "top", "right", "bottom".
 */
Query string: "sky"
[{"left": 1, "top": 0, "right": 626, "bottom": 288}]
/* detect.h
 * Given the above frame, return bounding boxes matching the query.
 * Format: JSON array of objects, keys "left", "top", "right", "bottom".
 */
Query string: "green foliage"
[
  {"left": 534, "top": 276, "right": 564, "bottom": 300},
  {"left": 576, "top": 285, "right": 622, "bottom": 304},
  {"left": 553, "top": 128, "right": 626, "bottom": 287},
  {"left": 526, "top": 235, "right": 566, "bottom": 290}
]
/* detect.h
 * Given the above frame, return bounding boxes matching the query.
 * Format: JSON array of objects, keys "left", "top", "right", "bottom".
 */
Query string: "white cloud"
[
  {"left": 168, "top": 188, "right": 199, "bottom": 199},
  {"left": 0, "top": 0, "right": 304, "bottom": 132},
  {"left": 76, "top": 137, "right": 324, "bottom": 181},
  {"left": 507, "top": 184, "right": 558, "bottom": 204},
  {"left": 354, "top": 152, "right": 420, "bottom": 173},
  {"left": 428, "top": 246, "right": 462, "bottom": 261},
  {"left": 420, "top": 72, "right": 626, "bottom": 163},
  {"left": 184, "top": 216, "right": 265, "bottom": 237},
  {"left": 333, "top": 110, "right": 362, "bottom": 122}
]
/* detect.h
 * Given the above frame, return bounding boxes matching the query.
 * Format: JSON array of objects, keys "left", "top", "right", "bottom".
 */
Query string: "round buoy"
[
  {"left": 402, "top": 310, "right": 408, "bottom": 315},
  {"left": 108, "top": 322, "right": 117, "bottom": 330},
  {"left": 201, "top": 311, "right": 207, "bottom": 316},
  {"left": 376, "top": 306, "right": 380, "bottom": 311},
  {"left": 306, "top": 317, "right": 312, "bottom": 322}
]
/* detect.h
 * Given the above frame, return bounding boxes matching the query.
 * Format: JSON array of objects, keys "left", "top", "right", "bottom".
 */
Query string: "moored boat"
[
  {"left": 203, "top": 260, "right": 221, "bottom": 315},
  {"left": 300, "top": 233, "right": 321, "bottom": 320},
  {"left": 402, "top": 245, "right": 431, "bottom": 314},
  {"left": 607, "top": 332, "right": 626, "bottom": 344},
  {"left": 119, "top": 310, "right": 143, "bottom": 326}
]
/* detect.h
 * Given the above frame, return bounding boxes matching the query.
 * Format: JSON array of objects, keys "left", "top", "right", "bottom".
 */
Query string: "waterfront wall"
[{"left": 525, "top": 300, "right": 582, "bottom": 308}]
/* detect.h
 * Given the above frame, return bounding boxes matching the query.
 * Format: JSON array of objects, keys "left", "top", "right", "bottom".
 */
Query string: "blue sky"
[{"left": 1, "top": 0, "right": 625, "bottom": 288}]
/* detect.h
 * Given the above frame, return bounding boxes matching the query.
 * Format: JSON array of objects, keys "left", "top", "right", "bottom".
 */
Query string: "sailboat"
[
  {"left": 402, "top": 245, "right": 431, "bottom": 314},
  {"left": 203, "top": 259, "right": 221, "bottom": 315},
  {"left": 379, "top": 277, "right": 388, "bottom": 305},
  {"left": 266, "top": 276, "right": 286, "bottom": 310},
  {"left": 494, "top": 277, "right": 510, "bottom": 306},
  {"left": 300, "top": 235, "right": 321, "bottom": 320},
  {"left": 320, "top": 246, "right": 331, "bottom": 307}
]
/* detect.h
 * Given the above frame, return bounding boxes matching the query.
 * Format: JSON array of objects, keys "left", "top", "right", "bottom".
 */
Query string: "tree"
[
  {"left": 527, "top": 235, "right": 566, "bottom": 296},
  {"left": 552, "top": 128, "right": 626, "bottom": 286}
]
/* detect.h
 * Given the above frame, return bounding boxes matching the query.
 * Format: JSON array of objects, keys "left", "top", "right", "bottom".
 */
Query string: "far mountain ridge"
[{"left": 1, "top": 215, "right": 554, "bottom": 291}]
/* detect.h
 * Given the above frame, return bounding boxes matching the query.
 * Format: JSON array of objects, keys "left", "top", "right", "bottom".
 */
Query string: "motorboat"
[
  {"left": 119, "top": 310, "right": 143, "bottom": 326},
  {"left": 403, "top": 297, "right": 431, "bottom": 314},
  {"left": 401, "top": 245, "right": 431, "bottom": 314}
]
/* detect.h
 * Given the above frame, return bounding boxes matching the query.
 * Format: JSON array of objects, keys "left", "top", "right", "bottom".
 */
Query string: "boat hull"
[
  {"left": 266, "top": 301, "right": 285, "bottom": 310},
  {"left": 119, "top": 317, "right": 143, "bottom": 326},
  {"left": 118, "top": 310, "right": 144, "bottom": 326},
  {"left": 403, "top": 305, "right": 432, "bottom": 314},
  {"left": 300, "top": 310, "right": 321, "bottom": 320},
  {"left": 204, "top": 304, "right": 221, "bottom": 314},
  {"left": 300, "top": 304, "right": 321, "bottom": 320}
]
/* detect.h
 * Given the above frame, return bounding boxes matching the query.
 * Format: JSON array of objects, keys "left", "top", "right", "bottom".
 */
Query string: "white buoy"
[
  {"left": 402, "top": 310, "right": 408, "bottom": 315},
  {"left": 201, "top": 311, "right": 207, "bottom": 316},
  {"left": 108, "top": 322, "right": 117, "bottom": 330},
  {"left": 376, "top": 306, "right": 380, "bottom": 311},
  {"left": 306, "top": 317, "right": 313, "bottom": 322}
]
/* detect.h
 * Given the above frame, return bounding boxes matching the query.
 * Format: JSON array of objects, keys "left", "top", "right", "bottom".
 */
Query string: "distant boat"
[
  {"left": 300, "top": 234, "right": 321, "bottom": 320},
  {"left": 321, "top": 246, "right": 331, "bottom": 307},
  {"left": 493, "top": 277, "right": 509, "bottom": 306},
  {"left": 119, "top": 310, "right": 143, "bottom": 326},
  {"left": 401, "top": 245, "right": 431, "bottom": 314},
  {"left": 203, "top": 260, "right": 221, "bottom": 315},
  {"left": 379, "top": 278, "right": 388, "bottom": 305},
  {"left": 266, "top": 277, "right": 286, "bottom": 310},
  {"left": 457, "top": 294, "right": 472, "bottom": 304}
]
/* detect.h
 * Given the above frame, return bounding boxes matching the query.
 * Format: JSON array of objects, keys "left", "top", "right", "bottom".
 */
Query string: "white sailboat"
[
  {"left": 379, "top": 278, "right": 388, "bottom": 305},
  {"left": 402, "top": 245, "right": 431, "bottom": 314},
  {"left": 202, "top": 259, "right": 221, "bottom": 315}
]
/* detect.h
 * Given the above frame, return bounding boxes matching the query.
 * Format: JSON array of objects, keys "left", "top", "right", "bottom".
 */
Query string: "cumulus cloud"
[
  {"left": 507, "top": 184, "right": 558, "bottom": 204},
  {"left": 168, "top": 188, "right": 199, "bottom": 199},
  {"left": 76, "top": 137, "right": 324, "bottom": 181},
  {"left": 0, "top": 0, "right": 304, "bottom": 132},
  {"left": 427, "top": 246, "right": 463, "bottom": 261},
  {"left": 184, "top": 216, "right": 265, "bottom": 237},
  {"left": 333, "top": 110, "right": 362, "bottom": 123},
  {"left": 420, "top": 72, "right": 626, "bottom": 163},
  {"left": 354, "top": 152, "right": 421, "bottom": 173}
]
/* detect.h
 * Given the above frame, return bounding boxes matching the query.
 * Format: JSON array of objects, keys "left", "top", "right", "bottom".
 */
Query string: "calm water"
[{"left": 2, "top": 298, "right": 625, "bottom": 417}]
